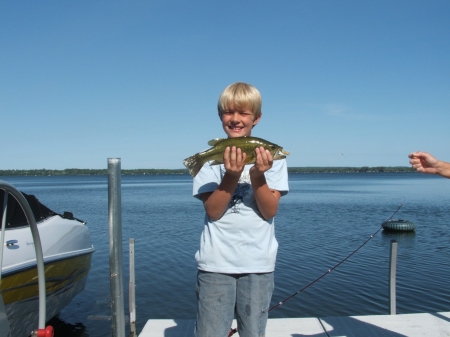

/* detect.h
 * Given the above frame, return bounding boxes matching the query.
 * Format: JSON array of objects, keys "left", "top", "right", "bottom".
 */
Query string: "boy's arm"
[
  {"left": 250, "top": 147, "right": 282, "bottom": 220},
  {"left": 201, "top": 146, "right": 246, "bottom": 220},
  {"left": 201, "top": 174, "right": 239, "bottom": 220}
]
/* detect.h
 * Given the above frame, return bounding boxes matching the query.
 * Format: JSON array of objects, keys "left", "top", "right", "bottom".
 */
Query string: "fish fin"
[
  {"left": 183, "top": 154, "right": 204, "bottom": 177},
  {"left": 209, "top": 160, "right": 221, "bottom": 166},
  {"left": 207, "top": 138, "right": 226, "bottom": 146}
]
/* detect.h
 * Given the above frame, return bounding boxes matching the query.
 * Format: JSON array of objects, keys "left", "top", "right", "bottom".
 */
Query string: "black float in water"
[{"left": 382, "top": 219, "right": 416, "bottom": 232}]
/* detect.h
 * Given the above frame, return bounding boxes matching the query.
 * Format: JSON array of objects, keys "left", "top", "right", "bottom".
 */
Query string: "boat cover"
[{"left": 0, "top": 191, "right": 57, "bottom": 229}]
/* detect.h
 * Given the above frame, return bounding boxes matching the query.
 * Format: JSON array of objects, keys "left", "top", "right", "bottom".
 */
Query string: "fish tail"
[{"left": 183, "top": 154, "right": 204, "bottom": 177}]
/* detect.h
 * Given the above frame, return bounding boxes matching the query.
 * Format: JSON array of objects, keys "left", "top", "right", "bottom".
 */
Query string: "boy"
[{"left": 192, "top": 82, "right": 289, "bottom": 337}]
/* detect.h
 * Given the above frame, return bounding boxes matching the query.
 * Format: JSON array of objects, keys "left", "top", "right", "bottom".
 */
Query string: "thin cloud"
[{"left": 313, "top": 103, "right": 390, "bottom": 120}]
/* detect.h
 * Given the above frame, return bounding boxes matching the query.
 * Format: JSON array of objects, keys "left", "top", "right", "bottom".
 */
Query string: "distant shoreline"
[{"left": 0, "top": 167, "right": 415, "bottom": 176}]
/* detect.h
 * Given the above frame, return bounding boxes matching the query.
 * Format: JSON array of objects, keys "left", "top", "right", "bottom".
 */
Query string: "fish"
[{"left": 183, "top": 136, "right": 290, "bottom": 177}]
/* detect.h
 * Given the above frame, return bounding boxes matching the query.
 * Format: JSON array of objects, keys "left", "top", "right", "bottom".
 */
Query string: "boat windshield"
[{"left": 0, "top": 191, "right": 56, "bottom": 229}]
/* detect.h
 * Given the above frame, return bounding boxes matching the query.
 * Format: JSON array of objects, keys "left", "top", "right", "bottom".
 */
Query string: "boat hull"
[
  {"left": 1, "top": 253, "right": 93, "bottom": 337},
  {"left": 1, "top": 204, "right": 95, "bottom": 337}
]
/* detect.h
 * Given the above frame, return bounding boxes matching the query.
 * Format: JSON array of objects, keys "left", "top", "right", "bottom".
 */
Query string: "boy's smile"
[{"left": 220, "top": 107, "right": 261, "bottom": 138}]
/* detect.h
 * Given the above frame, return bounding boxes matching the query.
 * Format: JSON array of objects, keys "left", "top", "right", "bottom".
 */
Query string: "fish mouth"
[{"left": 280, "top": 149, "right": 290, "bottom": 155}]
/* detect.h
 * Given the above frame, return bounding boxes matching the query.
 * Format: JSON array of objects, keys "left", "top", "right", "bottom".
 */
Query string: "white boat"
[{"left": 0, "top": 186, "right": 95, "bottom": 337}]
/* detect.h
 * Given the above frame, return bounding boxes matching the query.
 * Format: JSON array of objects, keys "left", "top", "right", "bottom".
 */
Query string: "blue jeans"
[{"left": 195, "top": 271, "right": 274, "bottom": 337}]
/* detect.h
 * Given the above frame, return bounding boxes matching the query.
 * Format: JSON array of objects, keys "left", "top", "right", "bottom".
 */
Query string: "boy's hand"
[
  {"left": 408, "top": 151, "right": 439, "bottom": 174},
  {"left": 408, "top": 151, "right": 450, "bottom": 178},
  {"left": 250, "top": 146, "right": 273, "bottom": 176},
  {"left": 224, "top": 146, "right": 246, "bottom": 177}
]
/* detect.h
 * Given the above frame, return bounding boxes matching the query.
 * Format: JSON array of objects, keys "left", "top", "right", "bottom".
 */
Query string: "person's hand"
[
  {"left": 408, "top": 151, "right": 439, "bottom": 174},
  {"left": 250, "top": 147, "right": 273, "bottom": 176},
  {"left": 223, "top": 146, "right": 246, "bottom": 178}
]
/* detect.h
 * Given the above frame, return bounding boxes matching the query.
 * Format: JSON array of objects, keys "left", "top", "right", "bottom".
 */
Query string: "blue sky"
[{"left": 1, "top": 1, "right": 449, "bottom": 170}]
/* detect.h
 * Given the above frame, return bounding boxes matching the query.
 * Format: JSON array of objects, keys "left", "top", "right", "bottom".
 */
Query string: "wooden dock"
[{"left": 139, "top": 311, "right": 450, "bottom": 336}]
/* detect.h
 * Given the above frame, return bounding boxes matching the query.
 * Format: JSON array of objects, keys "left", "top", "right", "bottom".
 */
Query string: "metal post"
[
  {"left": 0, "top": 191, "right": 8, "bottom": 283},
  {"left": 0, "top": 190, "right": 11, "bottom": 336},
  {"left": 389, "top": 239, "right": 398, "bottom": 315},
  {"left": 0, "top": 182, "right": 47, "bottom": 330},
  {"left": 108, "top": 159, "right": 125, "bottom": 337},
  {"left": 129, "top": 238, "right": 136, "bottom": 337}
]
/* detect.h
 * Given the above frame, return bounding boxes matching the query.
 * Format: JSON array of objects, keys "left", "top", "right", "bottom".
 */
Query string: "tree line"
[
  {"left": 288, "top": 166, "right": 415, "bottom": 173},
  {"left": 0, "top": 166, "right": 415, "bottom": 176}
]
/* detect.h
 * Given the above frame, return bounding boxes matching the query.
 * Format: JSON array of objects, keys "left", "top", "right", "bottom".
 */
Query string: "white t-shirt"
[{"left": 193, "top": 159, "right": 289, "bottom": 274}]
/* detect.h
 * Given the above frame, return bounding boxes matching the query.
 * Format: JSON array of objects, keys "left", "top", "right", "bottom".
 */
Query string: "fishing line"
[{"left": 228, "top": 202, "right": 404, "bottom": 337}]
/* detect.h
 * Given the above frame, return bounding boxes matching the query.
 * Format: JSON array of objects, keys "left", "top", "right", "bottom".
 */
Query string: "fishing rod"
[{"left": 228, "top": 203, "right": 404, "bottom": 337}]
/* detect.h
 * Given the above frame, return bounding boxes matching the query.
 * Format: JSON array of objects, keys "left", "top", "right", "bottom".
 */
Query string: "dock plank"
[
  {"left": 138, "top": 318, "right": 326, "bottom": 337},
  {"left": 138, "top": 312, "right": 450, "bottom": 337},
  {"left": 322, "top": 312, "right": 450, "bottom": 337},
  {"left": 139, "top": 319, "right": 195, "bottom": 337}
]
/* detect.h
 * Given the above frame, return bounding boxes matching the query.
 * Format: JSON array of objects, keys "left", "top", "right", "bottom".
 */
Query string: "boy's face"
[{"left": 220, "top": 106, "right": 261, "bottom": 138}]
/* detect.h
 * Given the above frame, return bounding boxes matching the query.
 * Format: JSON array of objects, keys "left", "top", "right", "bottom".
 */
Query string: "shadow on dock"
[
  {"left": 163, "top": 319, "right": 195, "bottom": 337},
  {"left": 430, "top": 312, "right": 450, "bottom": 323},
  {"left": 317, "top": 316, "right": 408, "bottom": 337}
]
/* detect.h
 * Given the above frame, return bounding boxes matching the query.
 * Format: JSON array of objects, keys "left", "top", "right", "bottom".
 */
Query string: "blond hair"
[{"left": 217, "top": 82, "right": 262, "bottom": 119}]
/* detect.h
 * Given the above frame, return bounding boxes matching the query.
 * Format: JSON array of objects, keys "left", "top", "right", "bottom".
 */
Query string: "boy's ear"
[{"left": 253, "top": 114, "right": 261, "bottom": 126}]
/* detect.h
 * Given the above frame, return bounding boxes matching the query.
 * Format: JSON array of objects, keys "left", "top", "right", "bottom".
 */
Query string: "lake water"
[{"left": 2, "top": 173, "right": 450, "bottom": 336}]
